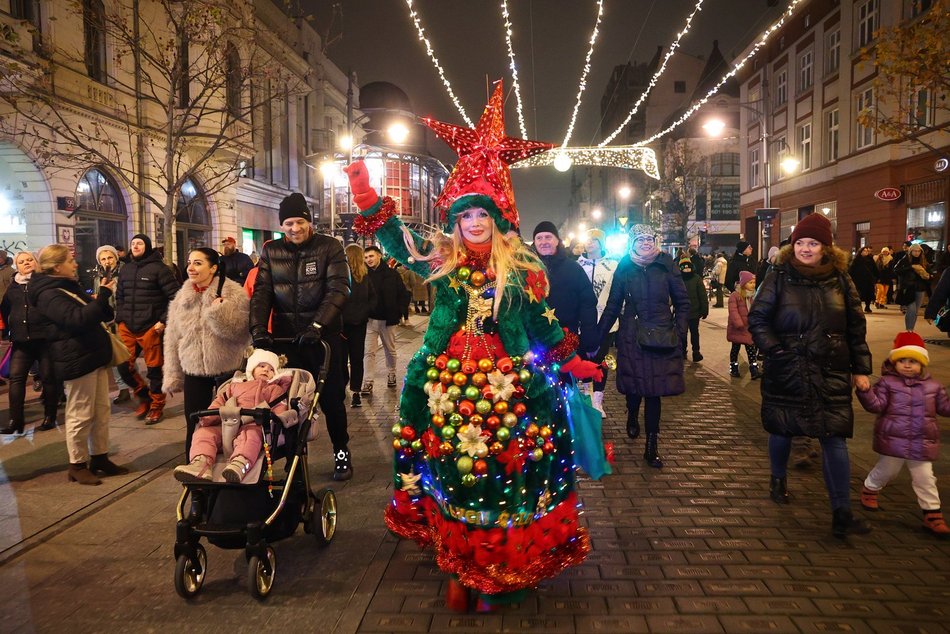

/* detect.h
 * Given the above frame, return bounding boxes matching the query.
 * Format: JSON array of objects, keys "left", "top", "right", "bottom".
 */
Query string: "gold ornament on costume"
[
  {"left": 399, "top": 470, "right": 422, "bottom": 495},
  {"left": 541, "top": 307, "right": 557, "bottom": 324},
  {"left": 603, "top": 354, "right": 617, "bottom": 370}
]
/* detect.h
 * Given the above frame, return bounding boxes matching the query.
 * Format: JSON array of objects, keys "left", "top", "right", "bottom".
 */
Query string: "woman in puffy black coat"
[
  {"left": 0, "top": 252, "right": 61, "bottom": 435},
  {"left": 29, "top": 245, "right": 129, "bottom": 485},
  {"left": 748, "top": 213, "right": 872, "bottom": 539},
  {"left": 598, "top": 224, "right": 690, "bottom": 468},
  {"left": 848, "top": 246, "right": 878, "bottom": 313},
  {"left": 894, "top": 243, "right": 931, "bottom": 332}
]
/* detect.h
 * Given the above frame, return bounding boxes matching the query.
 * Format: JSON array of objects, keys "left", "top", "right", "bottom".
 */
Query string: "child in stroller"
[{"left": 175, "top": 349, "right": 297, "bottom": 483}]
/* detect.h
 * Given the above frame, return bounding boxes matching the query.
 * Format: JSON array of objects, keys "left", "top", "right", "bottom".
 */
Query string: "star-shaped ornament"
[
  {"left": 399, "top": 470, "right": 422, "bottom": 495},
  {"left": 448, "top": 276, "right": 461, "bottom": 291},
  {"left": 542, "top": 307, "right": 557, "bottom": 324},
  {"left": 424, "top": 81, "right": 555, "bottom": 230}
]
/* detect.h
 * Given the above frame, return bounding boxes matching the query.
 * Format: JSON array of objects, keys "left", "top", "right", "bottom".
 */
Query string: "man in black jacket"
[
  {"left": 361, "top": 245, "right": 409, "bottom": 393},
  {"left": 250, "top": 193, "right": 353, "bottom": 480},
  {"left": 724, "top": 240, "right": 755, "bottom": 292},
  {"left": 220, "top": 236, "right": 254, "bottom": 284},
  {"left": 115, "top": 234, "right": 180, "bottom": 424}
]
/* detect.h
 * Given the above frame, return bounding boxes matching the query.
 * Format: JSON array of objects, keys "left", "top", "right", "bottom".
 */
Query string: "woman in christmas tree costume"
[{"left": 343, "top": 84, "right": 603, "bottom": 612}]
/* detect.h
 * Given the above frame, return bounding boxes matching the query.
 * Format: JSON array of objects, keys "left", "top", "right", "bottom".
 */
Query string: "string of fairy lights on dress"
[
  {"left": 597, "top": 0, "right": 705, "bottom": 147},
  {"left": 561, "top": 0, "right": 605, "bottom": 148},
  {"left": 404, "top": 0, "right": 474, "bottom": 128},
  {"left": 632, "top": 0, "right": 806, "bottom": 148},
  {"left": 500, "top": 0, "right": 529, "bottom": 140}
]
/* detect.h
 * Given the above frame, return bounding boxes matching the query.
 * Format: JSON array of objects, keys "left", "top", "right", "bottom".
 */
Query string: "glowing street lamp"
[
  {"left": 780, "top": 155, "right": 800, "bottom": 174},
  {"left": 617, "top": 185, "right": 632, "bottom": 201},
  {"left": 702, "top": 117, "right": 727, "bottom": 137},
  {"left": 591, "top": 207, "right": 603, "bottom": 220},
  {"left": 553, "top": 153, "right": 573, "bottom": 172}
]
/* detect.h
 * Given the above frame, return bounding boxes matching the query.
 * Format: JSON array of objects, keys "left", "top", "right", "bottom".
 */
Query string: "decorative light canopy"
[
  {"left": 500, "top": 0, "right": 529, "bottom": 140},
  {"left": 561, "top": 0, "right": 605, "bottom": 148},
  {"left": 513, "top": 146, "right": 660, "bottom": 180}
]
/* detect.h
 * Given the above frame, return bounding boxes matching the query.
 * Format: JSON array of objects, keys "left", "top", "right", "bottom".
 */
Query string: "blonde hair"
[
  {"left": 37, "top": 244, "right": 70, "bottom": 274},
  {"left": 14, "top": 251, "right": 36, "bottom": 271},
  {"left": 402, "top": 223, "right": 544, "bottom": 318},
  {"left": 345, "top": 243, "right": 368, "bottom": 283}
]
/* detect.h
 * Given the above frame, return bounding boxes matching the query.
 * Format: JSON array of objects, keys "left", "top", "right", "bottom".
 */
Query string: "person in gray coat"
[{"left": 598, "top": 224, "right": 690, "bottom": 468}]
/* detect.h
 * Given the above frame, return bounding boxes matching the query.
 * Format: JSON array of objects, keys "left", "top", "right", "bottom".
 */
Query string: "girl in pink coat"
[
  {"left": 174, "top": 349, "right": 294, "bottom": 483},
  {"left": 856, "top": 332, "right": 950, "bottom": 536},
  {"left": 727, "top": 270, "right": 759, "bottom": 379}
]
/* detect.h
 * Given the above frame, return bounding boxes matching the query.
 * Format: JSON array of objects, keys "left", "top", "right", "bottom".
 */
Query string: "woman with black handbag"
[
  {"left": 895, "top": 243, "right": 931, "bottom": 332},
  {"left": 598, "top": 224, "right": 690, "bottom": 468}
]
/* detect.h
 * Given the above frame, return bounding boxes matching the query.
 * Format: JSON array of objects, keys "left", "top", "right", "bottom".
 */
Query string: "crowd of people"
[{"left": 2, "top": 86, "right": 949, "bottom": 613}]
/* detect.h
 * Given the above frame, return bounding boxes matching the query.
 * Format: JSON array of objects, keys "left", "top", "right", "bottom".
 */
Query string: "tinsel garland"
[
  {"left": 541, "top": 329, "right": 579, "bottom": 365},
  {"left": 384, "top": 492, "right": 589, "bottom": 594},
  {"left": 352, "top": 197, "right": 398, "bottom": 236}
]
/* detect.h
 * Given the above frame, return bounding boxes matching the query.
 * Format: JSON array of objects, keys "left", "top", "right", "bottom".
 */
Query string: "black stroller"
[{"left": 173, "top": 339, "right": 337, "bottom": 599}]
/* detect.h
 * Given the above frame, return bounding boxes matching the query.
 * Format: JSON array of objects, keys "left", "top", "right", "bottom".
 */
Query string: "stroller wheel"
[
  {"left": 174, "top": 544, "right": 207, "bottom": 599},
  {"left": 247, "top": 546, "right": 276, "bottom": 599},
  {"left": 309, "top": 488, "right": 337, "bottom": 545}
]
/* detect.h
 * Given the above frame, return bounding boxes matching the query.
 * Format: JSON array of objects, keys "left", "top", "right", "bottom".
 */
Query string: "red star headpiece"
[{"left": 424, "top": 82, "right": 555, "bottom": 231}]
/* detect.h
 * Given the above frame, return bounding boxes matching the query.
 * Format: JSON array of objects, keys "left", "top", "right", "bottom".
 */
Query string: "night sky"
[{"left": 312, "top": 0, "right": 786, "bottom": 233}]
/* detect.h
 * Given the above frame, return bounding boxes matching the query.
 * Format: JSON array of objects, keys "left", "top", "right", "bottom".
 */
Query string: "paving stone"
[
  {"left": 717, "top": 614, "right": 800, "bottom": 633},
  {"left": 573, "top": 614, "right": 649, "bottom": 633},
  {"left": 868, "top": 620, "right": 950, "bottom": 634},
  {"left": 644, "top": 614, "right": 725, "bottom": 633},
  {"left": 359, "top": 613, "right": 433, "bottom": 632},
  {"left": 791, "top": 616, "right": 877, "bottom": 633},
  {"left": 675, "top": 596, "right": 749, "bottom": 614}
]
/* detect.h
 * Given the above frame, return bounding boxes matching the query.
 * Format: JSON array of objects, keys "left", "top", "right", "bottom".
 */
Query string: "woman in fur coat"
[
  {"left": 748, "top": 213, "right": 873, "bottom": 539},
  {"left": 163, "top": 247, "right": 251, "bottom": 456}
]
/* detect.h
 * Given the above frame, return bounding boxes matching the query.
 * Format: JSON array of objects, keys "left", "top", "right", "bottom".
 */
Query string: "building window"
[
  {"left": 910, "top": 88, "right": 934, "bottom": 128},
  {"left": 748, "top": 87, "right": 762, "bottom": 123},
  {"left": 175, "top": 178, "right": 211, "bottom": 267},
  {"left": 225, "top": 43, "right": 242, "bottom": 118},
  {"left": 775, "top": 69, "right": 787, "bottom": 106},
  {"left": 773, "top": 135, "right": 788, "bottom": 176},
  {"left": 797, "top": 123, "right": 812, "bottom": 171},
  {"left": 798, "top": 50, "right": 813, "bottom": 92},
  {"left": 83, "top": 0, "right": 107, "bottom": 83},
  {"left": 912, "top": 0, "right": 935, "bottom": 17},
  {"left": 749, "top": 148, "right": 760, "bottom": 190},
  {"left": 177, "top": 34, "right": 190, "bottom": 108},
  {"left": 674, "top": 80, "right": 686, "bottom": 93},
  {"left": 826, "top": 108, "right": 840, "bottom": 162},
  {"left": 75, "top": 167, "right": 127, "bottom": 290},
  {"left": 781, "top": 209, "right": 797, "bottom": 241},
  {"left": 855, "top": 87, "right": 875, "bottom": 150},
  {"left": 710, "top": 152, "right": 740, "bottom": 177},
  {"left": 825, "top": 29, "right": 840, "bottom": 75},
  {"left": 857, "top": 0, "right": 879, "bottom": 48}
]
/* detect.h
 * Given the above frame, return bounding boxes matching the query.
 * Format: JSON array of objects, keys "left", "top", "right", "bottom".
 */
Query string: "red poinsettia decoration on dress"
[
  {"left": 421, "top": 428, "right": 443, "bottom": 458},
  {"left": 497, "top": 438, "right": 527, "bottom": 475},
  {"left": 525, "top": 270, "right": 548, "bottom": 303}
]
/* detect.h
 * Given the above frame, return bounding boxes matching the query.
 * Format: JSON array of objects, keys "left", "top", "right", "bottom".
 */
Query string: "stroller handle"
[
  {"left": 269, "top": 337, "right": 331, "bottom": 377},
  {"left": 188, "top": 407, "right": 277, "bottom": 425}
]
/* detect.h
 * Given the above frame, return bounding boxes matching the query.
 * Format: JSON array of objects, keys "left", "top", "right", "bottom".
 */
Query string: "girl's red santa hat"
[{"left": 889, "top": 331, "right": 929, "bottom": 366}]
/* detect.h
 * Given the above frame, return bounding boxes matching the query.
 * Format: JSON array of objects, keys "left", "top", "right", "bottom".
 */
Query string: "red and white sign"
[{"left": 875, "top": 187, "right": 902, "bottom": 201}]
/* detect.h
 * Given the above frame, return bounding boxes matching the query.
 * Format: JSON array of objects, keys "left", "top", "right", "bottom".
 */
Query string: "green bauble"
[
  {"left": 464, "top": 385, "right": 481, "bottom": 401},
  {"left": 475, "top": 399, "right": 493, "bottom": 415},
  {"left": 410, "top": 440, "right": 423, "bottom": 452},
  {"left": 426, "top": 367, "right": 440, "bottom": 382},
  {"left": 446, "top": 385, "right": 463, "bottom": 401},
  {"left": 448, "top": 412, "right": 464, "bottom": 426},
  {"left": 456, "top": 456, "right": 473, "bottom": 474},
  {"left": 461, "top": 473, "right": 477, "bottom": 487},
  {"left": 446, "top": 358, "right": 461, "bottom": 373},
  {"left": 441, "top": 425, "right": 456, "bottom": 440},
  {"left": 457, "top": 267, "right": 471, "bottom": 281},
  {"left": 510, "top": 355, "right": 522, "bottom": 368},
  {"left": 426, "top": 354, "right": 437, "bottom": 366},
  {"left": 391, "top": 423, "right": 403, "bottom": 437},
  {"left": 496, "top": 427, "right": 510, "bottom": 442},
  {"left": 519, "top": 369, "right": 532, "bottom": 383}
]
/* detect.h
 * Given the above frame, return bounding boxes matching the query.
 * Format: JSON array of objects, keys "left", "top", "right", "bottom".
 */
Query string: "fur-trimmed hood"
[{"left": 773, "top": 243, "right": 850, "bottom": 273}]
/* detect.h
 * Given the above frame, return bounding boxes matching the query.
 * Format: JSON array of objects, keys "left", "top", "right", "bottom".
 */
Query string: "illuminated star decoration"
[
  {"left": 542, "top": 307, "right": 557, "bottom": 324},
  {"left": 424, "top": 81, "right": 555, "bottom": 230}
]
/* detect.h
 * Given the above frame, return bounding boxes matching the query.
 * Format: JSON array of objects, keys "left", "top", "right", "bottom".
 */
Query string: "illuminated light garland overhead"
[
  {"left": 512, "top": 146, "right": 660, "bottom": 180},
  {"left": 598, "top": 0, "right": 705, "bottom": 147},
  {"left": 633, "top": 0, "right": 806, "bottom": 147},
  {"left": 561, "top": 0, "right": 605, "bottom": 148},
  {"left": 500, "top": 0, "right": 529, "bottom": 139},
  {"left": 405, "top": 0, "right": 474, "bottom": 128}
]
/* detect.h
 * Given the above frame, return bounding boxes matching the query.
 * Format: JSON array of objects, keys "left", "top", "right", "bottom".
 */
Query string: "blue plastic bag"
[
  {"left": 564, "top": 380, "right": 612, "bottom": 480},
  {"left": 0, "top": 345, "right": 11, "bottom": 379}
]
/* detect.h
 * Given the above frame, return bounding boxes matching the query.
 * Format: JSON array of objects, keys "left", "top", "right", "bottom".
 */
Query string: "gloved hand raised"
[
  {"left": 251, "top": 329, "right": 274, "bottom": 351},
  {"left": 560, "top": 354, "right": 604, "bottom": 382},
  {"left": 296, "top": 324, "right": 322, "bottom": 346},
  {"left": 343, "top": 160, "right": 380, "bottom": 210}
]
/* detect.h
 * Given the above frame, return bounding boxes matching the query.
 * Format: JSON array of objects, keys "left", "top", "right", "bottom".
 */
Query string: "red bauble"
[
  {"left": 513, "top": 403, "right": 527, "bottom": 417},
  {"left": 435, "top": 354, "right": 449, "bottom": 370},
  {"left": 472, "top": 459, "right": 488, "bottom": 476},
  {"left": 485, "top": 415, "right": 501, "bottom": 430},
  {"left": 400, "top": 426, "right": 416, "bottom": 441},
  {"left": 457, "top": 400, "right": 475, "bottom": 417},
  {"left": 461, "top": 359, "right": 478, "bottom": 375},
  {"left": 513, "top": 385, "right": 526, "bottom": 398},
  {"left": 543, "top": 441, "right": 555, "bottom": 454},
  {"left": 496, "top": 357, "right": 514, "bottom": 373},
  {"left": 481, "top": 385, "right": 494, "bottom": 401}
]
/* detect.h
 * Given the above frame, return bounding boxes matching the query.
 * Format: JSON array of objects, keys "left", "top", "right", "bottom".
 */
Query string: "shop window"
[{"left": 74, "top": 167, "right": 127, "bottom": 290}]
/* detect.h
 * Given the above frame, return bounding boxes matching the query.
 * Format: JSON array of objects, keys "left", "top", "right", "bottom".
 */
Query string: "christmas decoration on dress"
[{"left": 423, "top": 82, "right": 554, "bottom": 230}]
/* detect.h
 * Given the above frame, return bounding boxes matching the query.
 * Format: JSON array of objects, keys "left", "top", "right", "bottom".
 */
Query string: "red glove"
[
  {"left": 560, "top": 355, "right": 603, "bottom": 382},
  {"left": 343, "top": 160, "right": 379, "bottom": 210}
]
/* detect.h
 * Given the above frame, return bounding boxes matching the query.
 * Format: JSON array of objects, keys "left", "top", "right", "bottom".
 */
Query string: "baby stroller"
[{"left": 173, "top": 339, "right": 338, "bottom": 600}]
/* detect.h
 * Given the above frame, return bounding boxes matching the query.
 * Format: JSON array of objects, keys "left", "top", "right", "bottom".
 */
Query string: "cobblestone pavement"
[{"left": 1, "top": 311, "right": 949, "bottom": 633}]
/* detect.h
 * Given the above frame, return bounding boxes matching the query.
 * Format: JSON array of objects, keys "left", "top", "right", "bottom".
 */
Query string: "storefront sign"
[
  {"left": 874, "top": 187, "right": 902, "bottom": 201},
  {"left": 935, "top": 158, "right": 949, "bottom": 173}
]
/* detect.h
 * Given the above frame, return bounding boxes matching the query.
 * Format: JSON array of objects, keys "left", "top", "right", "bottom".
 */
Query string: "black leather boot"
[
  {"left": 643, "top": 433, "right": 663, "bottom": 468},
  {"left": 90, "top": 454, "right": 130, "bottom": 477},
  {"left": 37, "top": 417, "right": 57, "bottom": 431},
  {"left": 626, "top": 411, "right": 640, "bottom": 439},
  {"left": 769, "top": 476, "right": 790, "bottom": 504},
  {"left": 750, "top": 363, "right": 762, "bottom": 380},
  {"left": 729, "top": 362, "right": 740, "bottom": 378},
  {"left": 0, "top": 420, "right": 25, "bottom": 435},
  {"left": 831, "top": 508, "right": 872, "bottom": 539}
]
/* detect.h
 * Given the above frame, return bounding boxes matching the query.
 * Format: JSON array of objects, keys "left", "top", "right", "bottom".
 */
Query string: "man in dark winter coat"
[
  {"left": 219, "top": 236, "right": 254, "bottom": 284},
  {"left": 724, "top": 241, "right": 755, "bottom": 292},
  {"left": 250, "top": 192, "right": 353, "bottom": 480},
  {"left": 362, "top": 245, "right": 410, "bottom": 392},
  {"left": 115, "top": 234, "right": 180, "bottom": 424},
  {"left": 532, "top": 221, "right": 599, "bottom": 357}
]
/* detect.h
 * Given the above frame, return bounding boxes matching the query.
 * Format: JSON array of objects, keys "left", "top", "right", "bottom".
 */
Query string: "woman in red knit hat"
[{"left": 748, "top": 212, "right": 874, "bottom": 539}]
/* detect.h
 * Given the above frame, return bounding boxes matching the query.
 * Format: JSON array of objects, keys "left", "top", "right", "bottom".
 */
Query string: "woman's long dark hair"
[{"left": 191, "top": 247, "right": 226, "bottom": 297}]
